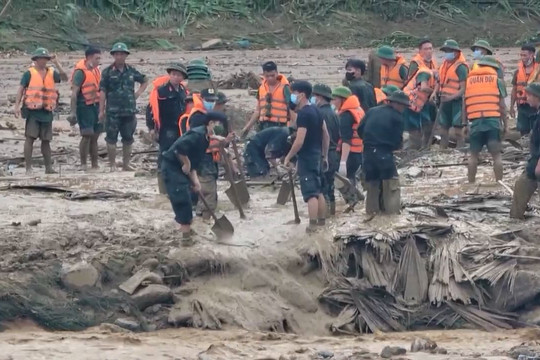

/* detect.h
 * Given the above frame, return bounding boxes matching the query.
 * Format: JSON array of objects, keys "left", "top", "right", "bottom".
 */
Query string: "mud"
[{"left": 0, "top": 48, "right": 539, "bottom": 358}]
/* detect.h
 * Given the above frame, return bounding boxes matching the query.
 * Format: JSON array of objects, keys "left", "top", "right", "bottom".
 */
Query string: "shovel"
[
  {"left": 335, "top": 173, "right": 359, "bottom": 212},
  {"left": 288, "top": 169, "right": 301, "bottom": 224},
  {"left": 276, "top": 175, "right": 292, "bottom": 205},
  {"left": 221, "top": 147, "right": 246, "bottom": 219},
  {"left": 198, "top": 190, "right": 234, "bottom": 239}
]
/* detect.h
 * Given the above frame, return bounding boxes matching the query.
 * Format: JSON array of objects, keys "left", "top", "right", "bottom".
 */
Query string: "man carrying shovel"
[
  {"left": 283, "top": 80, "right": 330, "bottom": 233},
  {"left": 161, "top": 111, "right": 227, "bottom": 246}
]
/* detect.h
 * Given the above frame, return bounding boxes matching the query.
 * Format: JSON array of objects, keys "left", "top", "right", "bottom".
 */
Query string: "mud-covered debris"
[
  {"left": 508, "top": 345, "right": 540, "bottom": 359},
  {"left": 131, "top": 284, "right": 172, "bottom": 310},
  {"left": 217, "top": 70, "right": 261, "bottom": 89},
  {"left": 114, "top": 318, "right": 140, "bottom": 331},
  {"left": 168, "top": 308, "right": 193, "bottom": 327},
  {"left": 519, "top": 305, "right": 540, "bottom": 325},
  {"left": 119, "top": 270, "right": 163, "bottom": 295},
  {"left": 404, "top": 166, "right": 423, "bottom": 178},
  {"left": 278, "top": 279, "right": 318, "bottom": 313},
  {"left": 26, "top": 219, "right": 41, "bottom": 226},
  {"left": 380, "top": 346, "right": 406, "bottom": 358},
  {"left": 316, "top": 350, "right": 334, "bottom": 359},
  {"left": 201, "top": 38, "right": 223, "bottom": 50},
  {"left": 410, "top": 337, "right": 437, "bottom": 352},
  {"left": 61, "top": 262, "right": 100, "bottom": 290},
  {"left": 392, "top": 236, "right": 428, "bottom": 305}
]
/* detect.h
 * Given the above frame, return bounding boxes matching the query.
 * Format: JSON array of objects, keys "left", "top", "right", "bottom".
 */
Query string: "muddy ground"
[{"left": 0, "top": 48, "right": 539, "bottom": 359}]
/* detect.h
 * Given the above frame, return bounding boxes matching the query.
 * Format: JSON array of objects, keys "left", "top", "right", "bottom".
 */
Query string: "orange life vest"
[
  {"left": 257, "top": 74, "right": 290, "bottom": 124},
  {"left": 438, "top": 53, "right": 468, "bottom": 98},
  {"left": 149, "top": 76, "right": 188, "bottom": 130},
  {"left": 178, "top": 103, "right": 193, "bottom": 136},
  {"left": 24, "top": 66, "right": 58, "bottom": 112},
  {"left": 404, "top": 67, "right": 433, "bottom": 112},
  {"left": 187, "top": 94, "right": 220, "bottom": 162},
  {"left": 380, "top": 55, "right": 408, "bottom": 89},
  {"left": 72, "top": 59, "right": 101, "bottom": 105},
  {"left": 338, "top": 95, "right": 365, "bottom": 153},
  {"left": 465, "top": 66, "right": 501, "bottom": 121},
  {"left": 515, "top": 61, "right": 538, "bottom": 105},
  {"left": 374, "top": 88, "right": 387, "bottom": 104},
  {"left": 407, "top": 54, "right": 437, "bottom": 89}
]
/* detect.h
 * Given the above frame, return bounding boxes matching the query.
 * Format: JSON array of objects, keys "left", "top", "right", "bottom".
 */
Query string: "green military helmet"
[
  {"left": 312, "top": 83, "right": 332, "bottom": 100},
  {"left": 525, "top": 82, "right": 540, "bottom": 98},
  {"left": 386, "top": 90, "right": 411, "bottom": 106},
  {"left": 166, "top": 62, "right": 188, "bottom": 77},
  {"left": 376, "top": 45, "right": 396, "bottom": 60},
  {"left": 31, "top": 47, "right": 52, "bottom": 61},
  {"left": 471, "top": 39, "right": 494, "bottom": 55},
  {"left": 477, "top": 56, "right": 500, "bottom": 69},
  {"left": 110, "top": 42, "right": 130, "bottom": 55},
  {"left": 381, "top": 84, "right": 400, "bottom": 96},
  {"left": 331, "top": 86, "right": 352, "bottom": 99},
  {"left": 440, "top": 39, "right": 461, "bottom": 52}
]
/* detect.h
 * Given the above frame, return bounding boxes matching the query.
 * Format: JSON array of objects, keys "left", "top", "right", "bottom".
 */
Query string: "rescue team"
[{"left": 11, "top": 40, "right": 540, "bottom": 241}]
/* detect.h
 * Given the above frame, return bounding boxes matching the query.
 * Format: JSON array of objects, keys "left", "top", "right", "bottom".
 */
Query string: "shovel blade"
[
  {"left": 225, "top": 180, "right": 250, "bottom": 207},
  {"left": 211, "top": 215, "right": 235, "bottom": 239},
  {"left": 276, "top": 180, "right": 292, "bottom": 205}
]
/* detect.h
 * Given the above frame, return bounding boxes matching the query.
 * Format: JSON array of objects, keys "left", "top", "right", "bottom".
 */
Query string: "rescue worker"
[
  {"left": 242, "top": 61, "right": 292, "bottom": 136},
  {"left": 376, "top": 45, "right": 408, "bottom": 89},
  {"left": 344, "top": 59, "right": 377, "bottom": 112},
  {"left": 332, "top": 86, "right": 365, "bottom": 205},
  {"left": 178, "top": 95, "right": 194, "bottom": 135},
  {"left": 244, "top": 126, "right": 292, "bottom": 178},
  {"left": 283, "top": 80, "right": 330, "bottom": 233},
  {"left": 403, "top": 67, "right": 433, "bottom": 150},
  {"left": 214, "top": 92, "right": 228, "bottom": 112},
  {"left": 68, "top": 47, "right": 102, "bottom": 172},
  {"left": 376, "top": 85, "right": 400, "bottom": 105},
  {"left": 151, "top": 63, "right": 188, "bottom": 194},
  {"left": 510, "top": 44, "right": 538, "bottom": 136},
  {"left": 14, "top": 47, "right": 68, "bottom": 175},
  {"left": 470, "top": 40, "right": 504, "bottom": 79},
  {"left": 407, "top": 39, "right": 438, "bottom": 147},
  {"left": 358, "top": 91, "right": 408, "bottom": 215},
  {"left": 510, "top": 83, "right": 540, "bottom": 219},
  {"left": 433, "top": 39, "right": 468, "bottom": 149},
  {"left": 464, "top": 56, "right": 507, "bottom": 183},
  {"left": 161, "top": 111, "right": 226, "bottom": 246},
  {"left": 311, "top": 84, "right": 340, "bottom": 215},
  {"left": 99, "top": 42, "right": 149, "bottom": 171}
]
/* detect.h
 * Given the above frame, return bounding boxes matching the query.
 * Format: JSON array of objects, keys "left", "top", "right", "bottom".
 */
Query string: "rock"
[
  {"left": 411, "top": 337, "right": 437, "bottom": 352},
  {"left": 317, "top": 350, "right": 334, "bottom": 358},
  {"left": 114, "top": 318, "right": 140, "bottom": 331},
  {"left": 61, "top": 262, "right": 99, "bottom": 290},
  {"left": 132, "top": 284, "right": 172, "bottom": 310},
  {"left": 435, "top": 348, "right": 447, "bottom": 355},
  {"left": 278, "top": 280, "right": 318, "bottom": 313},
  {"left": 508, "top": 346, "right": 540, "bottom": 359},
  {"left": 405, "top": 166, "right": 423, "bottom": 178},
  {"left": 144, "top": 304, "right": 162, "bottom": 315},
  {"left": 140, "top": 258, "right": 159, "bottom": 270},
  {"left": 119, "top": 270, "right": 163, "bottom": 295},
  {"left": 99, "top": 323, "right": 129, "bottom": 333},
  {"left": 492, "top": 270, "right": 540, "bottom": 310},
  {"left": 27, "top": 219, "right": 41, "bottom": 226},
  {"left": 380, "top": 346, "right": 406, "bottom": 359},
  {"left": 241, "top": 269, "right": 274, "bottom": 290},
  {"left": 168, "top": 308, "right": 193, "bottom": 327}
]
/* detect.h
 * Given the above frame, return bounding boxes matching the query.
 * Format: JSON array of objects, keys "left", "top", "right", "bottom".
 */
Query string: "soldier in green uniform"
[
  {"left": 99, "top": 42, "right": 149, "bottom": 171},
  {"left": 14, "top": 47, "right": 68, "bottom": 175}
]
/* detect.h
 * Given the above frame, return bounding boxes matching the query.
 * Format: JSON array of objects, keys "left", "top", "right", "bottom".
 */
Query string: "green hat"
[
  {"left": 312, "top": 83, "right": 332, "bottom": 100},
  {"left": 386, "top": 90, "right": 410, "bottom": 106},
  {"left": 381, "top": 84, "right": 400, "bottom": 96},
  {"left": 476, "top": 56, "right": 500, "bottom": 69},
  {"left": 110, "top": 42, "right": 130, "bottom": 55},
  {"left": 441, "top": 39, "right": 460, "bottom": 52},
  {"left": 471, "top": 39, "right": 494, "bottom": 55},
  {"left": 166, "top": 62, "right": 188, "bottom": 76},
  {"left": 31, "top": 47, "right": 51, "bottom": 61},
  {"left": 525, "top": 83, "right": 540, "bottom": 98},
  {"left": 216, "top": 92, "right": 228, "bottom": 104},
  {"left": 376, "top": 45, "right": 396, "bottom": 60},
  {"left": 331, "top": 86, "right": 352, "bottom": 99}
]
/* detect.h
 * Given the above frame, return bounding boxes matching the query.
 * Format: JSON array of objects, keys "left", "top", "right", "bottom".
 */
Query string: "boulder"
[
  {"left": 114, "top": 318, "right": 140, "bottom": 332},
  {"left": 168, "top": 308, "right": 193, "bottom": 327},
  {"left": 61, "top": 262, "right": 99, "bottom": 290},
  {"left": 380, "top": 346, "right": 406, "bottom": 359},
  {"left": 119, "top": 270, "right": 163, "bottom": 295},
  {"left": 131, "top": 284, "right": 172, "bottom": 310},
  {"left": 411, "top": 337, "right": 437, "bottom": 352}
]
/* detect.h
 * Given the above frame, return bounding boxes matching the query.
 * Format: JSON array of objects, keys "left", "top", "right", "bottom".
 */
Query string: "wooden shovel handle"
[
  {"left": 221, "top": 147, "right": 246, "bottom": 219},
  {"left": 197, "top": 190, "right": 220, "bottom": 223},
  {"left": 288, "top": 169, "right": 300, "bottom": 223},
  {"left": 231, "top": 139, "right": 246, "bottom": 182}
]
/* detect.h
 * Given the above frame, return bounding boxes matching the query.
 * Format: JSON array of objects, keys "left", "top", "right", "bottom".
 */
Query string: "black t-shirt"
[
  {"left": 339, "top": 111, "right": 355, "bottom": 144},
  {"left": 296, "top": 104, "right": 323, "bottom": 157},
  {"left": 162, "top": 126, "right": 209, "bottom": 170},
  {"left": 318, "top": 103, "right": 340, "bottom": 152},
  {"left": 157, "top": 82, "right": 186, "bottom": 133},
  {"left": 349, "top": 78, "right": 377, "bottom": 112},
  {"left": 188, "top": 111, "right": 207, "bottom": 129},
  {"left": 358, "top": 104, "right": 404, "bottom": 152}
]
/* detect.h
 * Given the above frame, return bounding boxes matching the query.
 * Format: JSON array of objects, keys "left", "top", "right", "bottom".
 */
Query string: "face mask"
[
  {"left": 345, "top": 72, "right": 355, "bottom": 81},
  {"left": 203, "top": 101, "right": 215, "bottom": 111},
  {"left": 290, "top": 93, "right": 299, "bottom": 104},
  {"left": 309, "top": 96, "right": 317, "bottom": 105},
  {"left": 444, "top": 52, "right": 456, "bottom": 61},
  {"left": 331, "top": 104, "right": 337, "bottom": 112},
  {"left": 473, "top": 49, "right": 483, "bottom": 60}
]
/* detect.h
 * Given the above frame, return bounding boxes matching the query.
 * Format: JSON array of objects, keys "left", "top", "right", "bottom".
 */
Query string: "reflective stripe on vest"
[
  {"left": 258, "top": 74, "right": 290, "bottom": 124},
  {"left": 380, "top": 55, "right": 408, "bottom": 88},
  {"left": 438, "top": 53, "right": 468, "bottom": 97},
  {"left": 72, "top": 59, "right": 101, "bottom": 105},
  {"left": 516, "top": 62, "right": 538, "bottom": 105},
  {"left": 338, "top": 95, "right": 365, "bottom": 153},
  {"left": 24, "top": 67, "right": 58, "bottom": 111},
  {"left": 465, "top": 66, "right": 501, "bottom": 120},
  {"left": 404, "top": 67, "right": 433, "bottom": 112},
  {"left": 178, "top": 113, "right": 189, "bottom": 136},
  {"left": 374, "top": 88, "right": 387, "bottom": 104}
]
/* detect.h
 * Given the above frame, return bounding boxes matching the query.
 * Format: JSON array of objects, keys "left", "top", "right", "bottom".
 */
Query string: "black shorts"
[
  {"left": 297, "top": 153, "right": 322, "bottom": 202},
  {"left": 162, "top": 160, "right": 193, "bottom": 225},
  {"left": 363, "top": 147, "right": 397, "bottom": 182}
]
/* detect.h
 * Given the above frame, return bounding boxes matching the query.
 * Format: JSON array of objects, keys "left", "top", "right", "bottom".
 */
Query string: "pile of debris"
[{"left": 217, "top": 71, "right": 261, "bottom": 89}]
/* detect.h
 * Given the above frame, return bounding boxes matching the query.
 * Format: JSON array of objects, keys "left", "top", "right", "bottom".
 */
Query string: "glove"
[{"left": 338, "top": 161, "right": 347, "bottom": 177}]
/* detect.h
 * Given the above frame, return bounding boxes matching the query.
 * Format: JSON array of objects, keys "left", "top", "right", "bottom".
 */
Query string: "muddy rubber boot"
[
  {"left": 107, "top": 143, "right": 117, "bottom": 171},
  {"left": 306, "top": 219, "right": 318, "bottom": 233},
  {"left": 42, "top": 141, "right": 57, "bottom": 174},
  {"left": 122, "top": 144, "right": 135, "bottom": 171},
  {"left": 157, "top": 173, "right": 167, "bottom": 195},
  {"left": 365, "top": 181, "right": 382, "bottom": 215},
  {"left": 382, "top": 178, "right": 401, "bottom": 215},
  {"left": 329, "top": 202, "right": 336, "bottom": 216},
  {"left": 510, "top": 172, "right": 538, "bottom": 219},
  {"left": 181, "top": 231, "right": 194, "bottom": 247}
]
